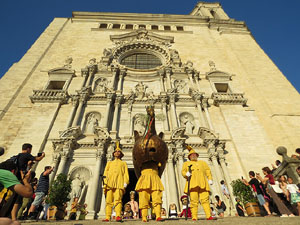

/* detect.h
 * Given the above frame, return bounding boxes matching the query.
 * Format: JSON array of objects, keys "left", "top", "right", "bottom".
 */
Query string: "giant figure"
[
  {"left": 181, "top": 145, "right": 214, "bottom": 220},
  {"left": 102, "top": 142, "right": 129, "bottom": 222},
  {"left": 133, "top": 106, "right": 168, "bottom": 222}
]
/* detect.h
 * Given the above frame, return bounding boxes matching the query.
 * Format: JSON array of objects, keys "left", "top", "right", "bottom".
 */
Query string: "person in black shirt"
[
  {"left": 242, "top": 171, "right": 272, "bottom": 216},
  {"left": 10, "top": 143, "right": 45, "bottom": 221},
  {"left": 235, "top": 198, "right": 245, "bottom": 217}
]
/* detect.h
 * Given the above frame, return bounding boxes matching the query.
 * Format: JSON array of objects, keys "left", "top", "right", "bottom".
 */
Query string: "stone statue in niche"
[
  {"left": 85, "top": 113, "right": 100, "bottom": 134},
  {"left": 94, "top": 77, "right": 108, "bottom": 93},
  {"left": 133, "top": 114, "right": 146, "bottom": 136},
  {"left": 135, "top": 82, "right": 148, "bottom": 100},
  {"left": 180, "top": 114, "right": 195, "bottom": 134},
  {"left": 71, "top": 174, "right": 85, "bottom": 199},
  {"left": 174, "top": 79, "right": 187, "bottom": 94}
]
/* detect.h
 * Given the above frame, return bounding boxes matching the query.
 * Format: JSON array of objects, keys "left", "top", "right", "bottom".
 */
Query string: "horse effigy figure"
[{"left": 133, "top": 106, "right": 168, "bottom": 222}]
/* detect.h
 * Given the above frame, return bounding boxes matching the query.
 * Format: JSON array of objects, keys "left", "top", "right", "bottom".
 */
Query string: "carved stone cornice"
[
  {"left": 29, "top": 90, "right": 69, "bottom": 104},
  {"left": 212, "top": 92, "right": 247, "bottom": 106}
]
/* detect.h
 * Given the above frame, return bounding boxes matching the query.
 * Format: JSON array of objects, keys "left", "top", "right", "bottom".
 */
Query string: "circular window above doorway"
[{"left": 120, "top": 52, "right": 162, "bottom": 70}]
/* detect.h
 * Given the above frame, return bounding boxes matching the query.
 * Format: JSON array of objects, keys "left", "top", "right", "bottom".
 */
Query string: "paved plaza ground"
[{"left": 20, "top": 217, "right": 300, "bottom": 225}]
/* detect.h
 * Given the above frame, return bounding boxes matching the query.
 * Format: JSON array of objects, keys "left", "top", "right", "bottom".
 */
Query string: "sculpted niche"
[
  {"left": 179, "top": 112, "right": 195, "bottom": 135},
  {"left": 83, "top": 112, "right": 101, "bottom": 134}
]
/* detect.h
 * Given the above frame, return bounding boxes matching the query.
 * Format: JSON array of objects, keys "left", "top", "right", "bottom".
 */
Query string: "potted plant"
[
  {"left": 48, "top": 173, "right": 72, "bottom": 220},
  {"left": 231, "top": 179, "right": 260, "bottom": 217}
]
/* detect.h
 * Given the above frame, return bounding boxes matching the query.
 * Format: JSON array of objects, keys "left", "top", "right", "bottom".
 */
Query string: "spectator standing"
[
  {"left": 27, "top": 166, "right": 53, "bottom": 219},
  {"left": 286, "top": 177, "right": 300, "bottom": 216},
  {"left": 78, "top": 203, "right": 88, "bottom": 220},
  {"left": 257, "top": 167, "right": 294, "bottom": 217},
  {"left": 69, "top": 197, "right": 79, "bottom": 220},
  {"left": 242, "top": 171, "right": 272, "bottom": 216},
  {"left": 127, "top": 191, "right": 139, "bottom": 219}
]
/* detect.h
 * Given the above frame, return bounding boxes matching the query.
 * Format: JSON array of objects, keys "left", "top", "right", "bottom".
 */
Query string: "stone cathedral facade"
[{"left": 1, "top": 2, "right": 300, "bottom": 218}]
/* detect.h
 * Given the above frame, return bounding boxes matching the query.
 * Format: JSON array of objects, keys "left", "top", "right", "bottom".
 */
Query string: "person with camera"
[{"left": 27, "top": 166, "right": 53, "bottom": 219}]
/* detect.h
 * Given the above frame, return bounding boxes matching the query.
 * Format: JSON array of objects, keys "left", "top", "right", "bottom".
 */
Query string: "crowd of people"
[{"left": 1, "top": 143, "right": 300, "bottom": 224}]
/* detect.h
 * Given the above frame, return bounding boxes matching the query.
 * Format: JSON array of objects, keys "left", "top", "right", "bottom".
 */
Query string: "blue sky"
[{"left": 0, "top": 0, "right": 299, "bottom": 93}]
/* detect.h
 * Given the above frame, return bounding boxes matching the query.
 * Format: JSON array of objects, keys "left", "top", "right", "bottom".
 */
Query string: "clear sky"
[{"left": 0, "top": 0, "right": 299, "bottom": 93}]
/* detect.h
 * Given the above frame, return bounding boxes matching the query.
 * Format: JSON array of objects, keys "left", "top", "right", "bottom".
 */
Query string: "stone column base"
[{"left": 85, "top": 211, "right": 96, "bottom": 220}]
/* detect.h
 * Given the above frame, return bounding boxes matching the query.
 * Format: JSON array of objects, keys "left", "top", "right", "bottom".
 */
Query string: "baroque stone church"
[{"left": 1, "top": 2, "right": 300, "bottom": 218}]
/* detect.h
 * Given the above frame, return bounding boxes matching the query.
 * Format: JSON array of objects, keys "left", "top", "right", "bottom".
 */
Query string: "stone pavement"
[{"left": 20, "top": 217, "right": 300, "bottom": 225}]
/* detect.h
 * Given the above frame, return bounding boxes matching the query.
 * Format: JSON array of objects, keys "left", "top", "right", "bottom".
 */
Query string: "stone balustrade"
[
  {"left": 29, "top": 89, "right": 68, "bottom": 103},
  {"left": 212, "top": 92, "right": 247, "bottom": 106}
]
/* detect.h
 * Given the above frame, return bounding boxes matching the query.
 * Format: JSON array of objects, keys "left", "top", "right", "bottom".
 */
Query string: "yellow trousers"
[
  {"left": 190, "top": 187, "right": 211, "bottom": 219},
  {"left": 105, "top": 189, "right": 124, "bottom": 220},
  {"left": 138, "top": 190, "right": 162, "bottom": 220}
]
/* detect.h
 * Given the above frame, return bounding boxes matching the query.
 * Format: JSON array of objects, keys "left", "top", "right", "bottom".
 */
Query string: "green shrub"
[
  {"left": 48, "top": 173, "right": 72, "bottom": 208},
  {"left": 231, "top": 179, "right": 257, "bottom": 205}
]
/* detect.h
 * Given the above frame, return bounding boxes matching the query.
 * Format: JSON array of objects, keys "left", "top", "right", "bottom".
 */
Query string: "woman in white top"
[{"left": 287, "top": 177, "right": 300, "bottom": 216}]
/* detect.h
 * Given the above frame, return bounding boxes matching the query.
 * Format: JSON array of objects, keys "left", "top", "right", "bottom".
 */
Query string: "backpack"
[{"left": 0, "top": 154, "right": 20, "bottom": 174}]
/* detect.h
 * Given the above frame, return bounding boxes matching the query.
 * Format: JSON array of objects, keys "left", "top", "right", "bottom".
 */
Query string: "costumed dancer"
[
  {"left": 134, "top": 106, "right": 165, "bottom": 222},
  {"left": 102, "top": 141, "right": 129, "bottom": 222},
  {"left": 181, "top": 145, "right": 214, "bottom": 220}
]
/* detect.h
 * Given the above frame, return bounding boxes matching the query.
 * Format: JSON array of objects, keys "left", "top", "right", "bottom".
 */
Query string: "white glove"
[
  {"left": 124, "top": 183, "right": 127, "bottom": 188},
  {"left": 208, "top": 180, "right": 213, "bottom": 185},
  {"left": 186, "top": 171, "right": 191, "bottom": 177}
]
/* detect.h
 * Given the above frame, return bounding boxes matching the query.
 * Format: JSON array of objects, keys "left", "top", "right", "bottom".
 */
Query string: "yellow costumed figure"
[
  {"left": 102, "top": 142, "right": 129, "bottom": 222},
  {"left": 135, "top": 161, "right": 164, "bottom": 222},
  {"left": 181, "top": 145, "right": 214, "bottom": 220}
]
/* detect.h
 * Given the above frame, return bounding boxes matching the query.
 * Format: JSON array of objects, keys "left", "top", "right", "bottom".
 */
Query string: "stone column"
[
  {"left": 117, "top": 69, "right": 126, "bottom": 92},
  {"left": 158, "top": 71, "right": 165, "bottom": 92},
  {"left": 99, "top": 151, "right": 113, "bottom": 218},
  {"left": 165, "top": 67, "right": 172, "bottom": 90},
  {"left": 102, "top": 92, "right": 114, "bottom": 129},
  {"left": 111, "top": 95, "right": 123, "bottom": 138},
  {"left": 66, "top": 95, "right": 79, "bottom": 128},
  {"left": 110, "top": 67, "right": 119, "bottom": 89},
  {"left": 86, "top": 145, "right": 105, "bottom": 219},
  {"left": 86, "top": 64, "right": 97, "bottom": 87},
  {"left": 49, "top": 152, "right": 61, "bottom": 184},
  {"left": 169, "top": 93, "right": 178, "bottom": 129},
  {"left": 55, "top": 140, "right": 72, "bottom": 175},
  {"left": 160, "top": 95, "right": 170, "bottom": 131},
  {"left": 203, "top": 98, "right": 214, "bottom": 131},
  {"left": 194, "top": 72, "right": 201, "bottom": 92},
  {"left": 217, "top": 146, "right": 237, "bottom": 208},
  {"left": 127, "top": 100, "right": 134, "bottom": 136},
  {"left": 161, "top": 171, "right": 168, "bottom": 211},
  {"left": 208, "top": 142, "right": 222, "bottom": 197},
  {"left": 72, "top": 91, "right": 89, "bottom": 127},
  {"left": 192, "top": 93, "right": 207, "bottom": 128},
  {"left": 80, "top": 67, "right": 89, "bottom": 88},
  {"left": 166, "top": 152, "right": 180, "bottom": 208},
  {"left": 174, "top": 142, "right": 186, "bottom": 193}
]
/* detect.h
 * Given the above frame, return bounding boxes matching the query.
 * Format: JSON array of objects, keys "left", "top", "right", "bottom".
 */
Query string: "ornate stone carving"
[
  {"left": 59, "top": 126, "right": 82, "bottom": 139},
  {"left": 135, "top": 82, "right": 148, "bottom": 100},
  {"left": 64, "top": 56, "right": 73, "bottom": 69},
  {"left": 171, "top": 127, "right": 186, "bottom": 139},
  {"left": 209, "top": 60, "right": 217, "bottom": 71},
  {"left": 94, "top": 77, "right": 108, "bottom": 93},
  {"left": 94, "top": 127, "right": 110, "bottom": 140},
  {"left": 198, "top": 127, "right": 218, "bottom": 140},
  {"left": 174, "top": 79, "right": 187, "bottom": 94},
  {"left": 133, "top": 113, "right": 147, "bottom": 136}
]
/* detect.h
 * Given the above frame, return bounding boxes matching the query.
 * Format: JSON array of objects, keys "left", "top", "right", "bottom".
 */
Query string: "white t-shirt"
[{"left": 287, "top": 184, "right": 299, "bottom": 194}]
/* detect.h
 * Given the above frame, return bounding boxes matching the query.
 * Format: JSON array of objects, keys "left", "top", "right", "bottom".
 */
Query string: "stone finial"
[
  {"left": 64, "top": 56, "right": 73, "bottom": 69},
  {"left": 209, "top": 60, "right": 216, "bottom": 71}
]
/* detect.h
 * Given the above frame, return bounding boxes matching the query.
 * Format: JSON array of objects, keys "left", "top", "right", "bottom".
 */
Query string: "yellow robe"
[
  {"left": 181, "top": 160, "right": 212, "bottom": 194},
  {"left": 103, "top": 158, "right": 129, "bottom": 192},
  {"left": 103, "top": 158, "right": 129, "bottom": 219}
]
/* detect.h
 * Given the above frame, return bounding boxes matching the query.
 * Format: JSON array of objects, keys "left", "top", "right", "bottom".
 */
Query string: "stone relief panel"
[
  {"left": 179, "top": 112, "right": 195, "bottom": 135},
  {"left": 83, "top": 112, "right": 101, "bottom": 134}
]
